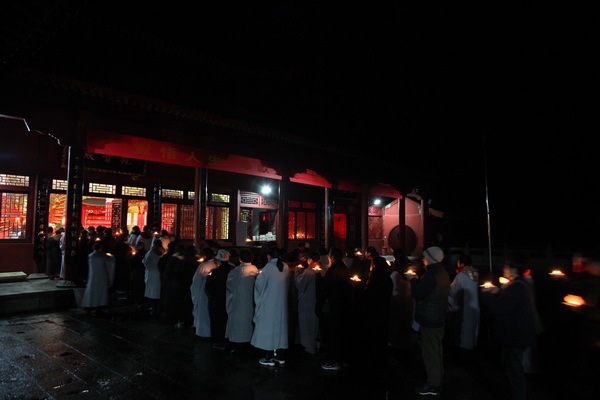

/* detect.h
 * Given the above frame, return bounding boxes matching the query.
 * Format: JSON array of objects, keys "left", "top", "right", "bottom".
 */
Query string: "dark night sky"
[{"left": 2, "top": 2, "right": 599, "bottom": 249}]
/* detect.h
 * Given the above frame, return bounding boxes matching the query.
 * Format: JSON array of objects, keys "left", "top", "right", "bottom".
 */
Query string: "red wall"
[{"left": 0, "top": 243, "right": 37, "bottom": 274}]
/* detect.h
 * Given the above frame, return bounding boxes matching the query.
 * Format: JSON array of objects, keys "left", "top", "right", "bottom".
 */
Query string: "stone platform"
[{"left": 0, "top": 275, "right": 80, "bottom": 315}]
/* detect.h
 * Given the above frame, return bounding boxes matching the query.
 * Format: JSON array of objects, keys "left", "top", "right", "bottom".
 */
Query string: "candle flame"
[
  {"left": 405, "top": 269, "right": 416, "bottom": 275},
  {"left": 481, "top": 281, "right": 494, "bottom": 288},
  {"left": 313, "top": 265, "right": 322, "bottom": 271},
  {"left": 350, "top": 275, "right": 361, "bottom": 282},
  {"left": 499, "top": 277, "right": 509, "bottom": 284},
  {"left": 563, "top": 294, "right": 585, "bottom": 307},
  {"left": 550, "top": 270, "right": 565, "bottom": 276}
]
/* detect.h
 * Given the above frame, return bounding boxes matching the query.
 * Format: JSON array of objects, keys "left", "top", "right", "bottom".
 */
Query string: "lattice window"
[
  {"left": 240, "top": 192, "right": 260, "bottom": 206},
  {"left": 287, "top": 211, "right": 296, "bottom": 239},
  {"left": 206, "top": 205, "right": 229, "bottom": 240},
  {"left": 180, "top": 204, "right": 194, "bottom": 239},
  {"left": 302, "top": 202, "right": 316, "bottom": 209},
  {"left": 210, "top": 193, "right": 230, "bottom": 203},
  {"left": 368, "top": 215, "right": 383, "bottom": 239},
  {"left": 122, "top": 186, "right": 147, "bottom": 197},
  {"left": 334, "top": 213, "right": 347, "bottom": 240},
  {"left": 188, "top": 191, "right": 195, "bottom": 200},
  {"left": 163, "top": 189, "right": 184, "bottom": 199},
  {"left": 288, "top": 210, "right": 316, "bottom": 239},
  {"left": 52, "top": 179, "right": 68, "bottom": 191},
  {"left": 288, "top": 200, "right": 301, "bottom": 208},
  {"left": 0, "top": 174, "right": 29, "bottom": 187},
  {"left": 0, "top": 192, "right": 28, "bottom": 239},
  {"left": 161, "top": 203, "right": 177, "bottom": 234},
  {"left": 261, "top": 197, "right": 277, "bottom": 207},
  {"left": 89, "top": 182, "right": 116, "bottom": 195}
]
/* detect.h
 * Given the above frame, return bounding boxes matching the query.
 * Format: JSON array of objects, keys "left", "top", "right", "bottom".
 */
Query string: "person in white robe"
[
  {"left": 191, "top": 247, "right": 217, "bottom": 337},
  {"left": 251, "top": 247, "right": 290, "bottom": 367},
  {"left": 294, "top": 251, "right": 320, "bottom": 354},
  {"left": 448, "top": 254, "right": 480, "bottom": 351},
  {"left": 225, "top": 249, "right": 259, "bottom": 345},
  {"left": 143, "top": 239, "right": 164, "bottom": 315},
  {"left": 81, "top": 242, "right": 115, "bottom": 314}
]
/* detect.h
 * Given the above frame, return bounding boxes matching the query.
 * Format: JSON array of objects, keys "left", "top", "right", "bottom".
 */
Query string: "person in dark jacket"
[
  {"left": 481, "top": 254, "right": 536, "bottom": 400},
  {"left": 317, "top": 247, "right": 353, "bottom": 371},
  {"left": 112, "top": 232, "right": 133, "bottom": 294},
  {"left": 45, "top": 227, "right": 62, "bottom": 280},
  {"left": 205, "top": 249, "right": 233, "bottom": 350},
  {"left": 408, "top": 246, "right": 450, "bottom": 396},
  {"left": 162, "top": 245, "right": 199, "bottom": 328},
  {"left": 363, "top": 256, "right": 393, "bottom": 375}
]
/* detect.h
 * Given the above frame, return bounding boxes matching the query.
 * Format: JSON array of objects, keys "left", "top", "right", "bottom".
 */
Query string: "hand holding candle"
[
  {"left": 480, "top": 281, "right": 499, "bottom": 293},
  {"left": 404, "top": 269, "right": 417, "bottom": 279}
]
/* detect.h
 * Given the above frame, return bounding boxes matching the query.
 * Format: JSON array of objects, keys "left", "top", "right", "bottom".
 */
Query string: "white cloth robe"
[
  {"left": 251, "top": 259, "right": 289, "bottom": 351},
  {"left": 448, "top": 268, "right": 480, "bottom": 350},
  {"left": 143, "top": 250, "right": 162, "bottom": 299},
  {"left": 191, "top": 259, "right": 217, "bottom": 337},
  {"left": 225, "top": 262, "right": 259, "bottom": 343},
  {"left": 81, "top": 251, "right": 115, "bottom": 308},
  {"left": 294, "top": 267, "right": 319, "bottom": 354}
]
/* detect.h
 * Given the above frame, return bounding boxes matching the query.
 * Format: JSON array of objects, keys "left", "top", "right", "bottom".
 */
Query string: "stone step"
[{"left": 0, "top": 277, "right": 77, "bottom": 315}]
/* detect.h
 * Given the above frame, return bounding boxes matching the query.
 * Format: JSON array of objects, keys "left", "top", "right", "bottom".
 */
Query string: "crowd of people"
[{"left": 50, "top": 227, "right": 599, "bottom": 399}]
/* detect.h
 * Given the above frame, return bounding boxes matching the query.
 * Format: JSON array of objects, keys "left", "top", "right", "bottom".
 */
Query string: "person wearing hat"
[
  {"left": 205, "top": 249, "right": 233, "bottom": 349},
  {"left": 407, "top": 246, "right": 451, "bottom": 396}
]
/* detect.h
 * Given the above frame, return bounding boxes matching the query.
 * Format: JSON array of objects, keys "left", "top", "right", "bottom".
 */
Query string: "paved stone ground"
[{"left": 3, "top": 299, "right": 594, "bottom": 400}]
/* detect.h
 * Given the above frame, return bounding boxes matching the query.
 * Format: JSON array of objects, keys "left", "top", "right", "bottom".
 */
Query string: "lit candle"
[
  {"left": 313, "top": 265, "right": 322, "bottom": 271},
  {"left": 350, "top": 275, "right": 361, "bottom": 282},
  {"left": 563, "top": 294, "right": 585, "bottom": 307},
  {"left": 405, "top": 269, "right": 416, "bottom": 276},
  {"left": 499, "top": 277, "right": 509, "bottom": 284},
  {"left": 480, "top": 281, "right": 495, "bottom": 288},
  {"left": 355, "top": 251, "right": 362, "bottom": 256},
  {"left": 549, "top": 270, "right": 565, "bottom": 276}
]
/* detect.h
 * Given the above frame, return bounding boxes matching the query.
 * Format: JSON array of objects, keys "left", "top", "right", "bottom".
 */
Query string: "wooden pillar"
[
  {"left": 33, "top": 174, "right": 51, "bottom": 274},
  {"left": 421, "top": 197, "right": 428, "bottom": 248},
  {"left": 151, "top": 181, "right": 162, "bottom": 234},
  {"left": 398, "top": 195, "right": 406, "bottom": 253},
  {"left": 323, "top": 187, "right": 332, "bottom": 250},
  {"left": 276, "top": 173, "right": 289, "bottom": 251},
  {"left": 361, "top": 192, "right": 368, "bottom": 251},
  {"left": 194, "top": 167, "right": 208, "bottom": 249},
  {"left": 61, "top": 145, "right": 84, "bottom": 286}
]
